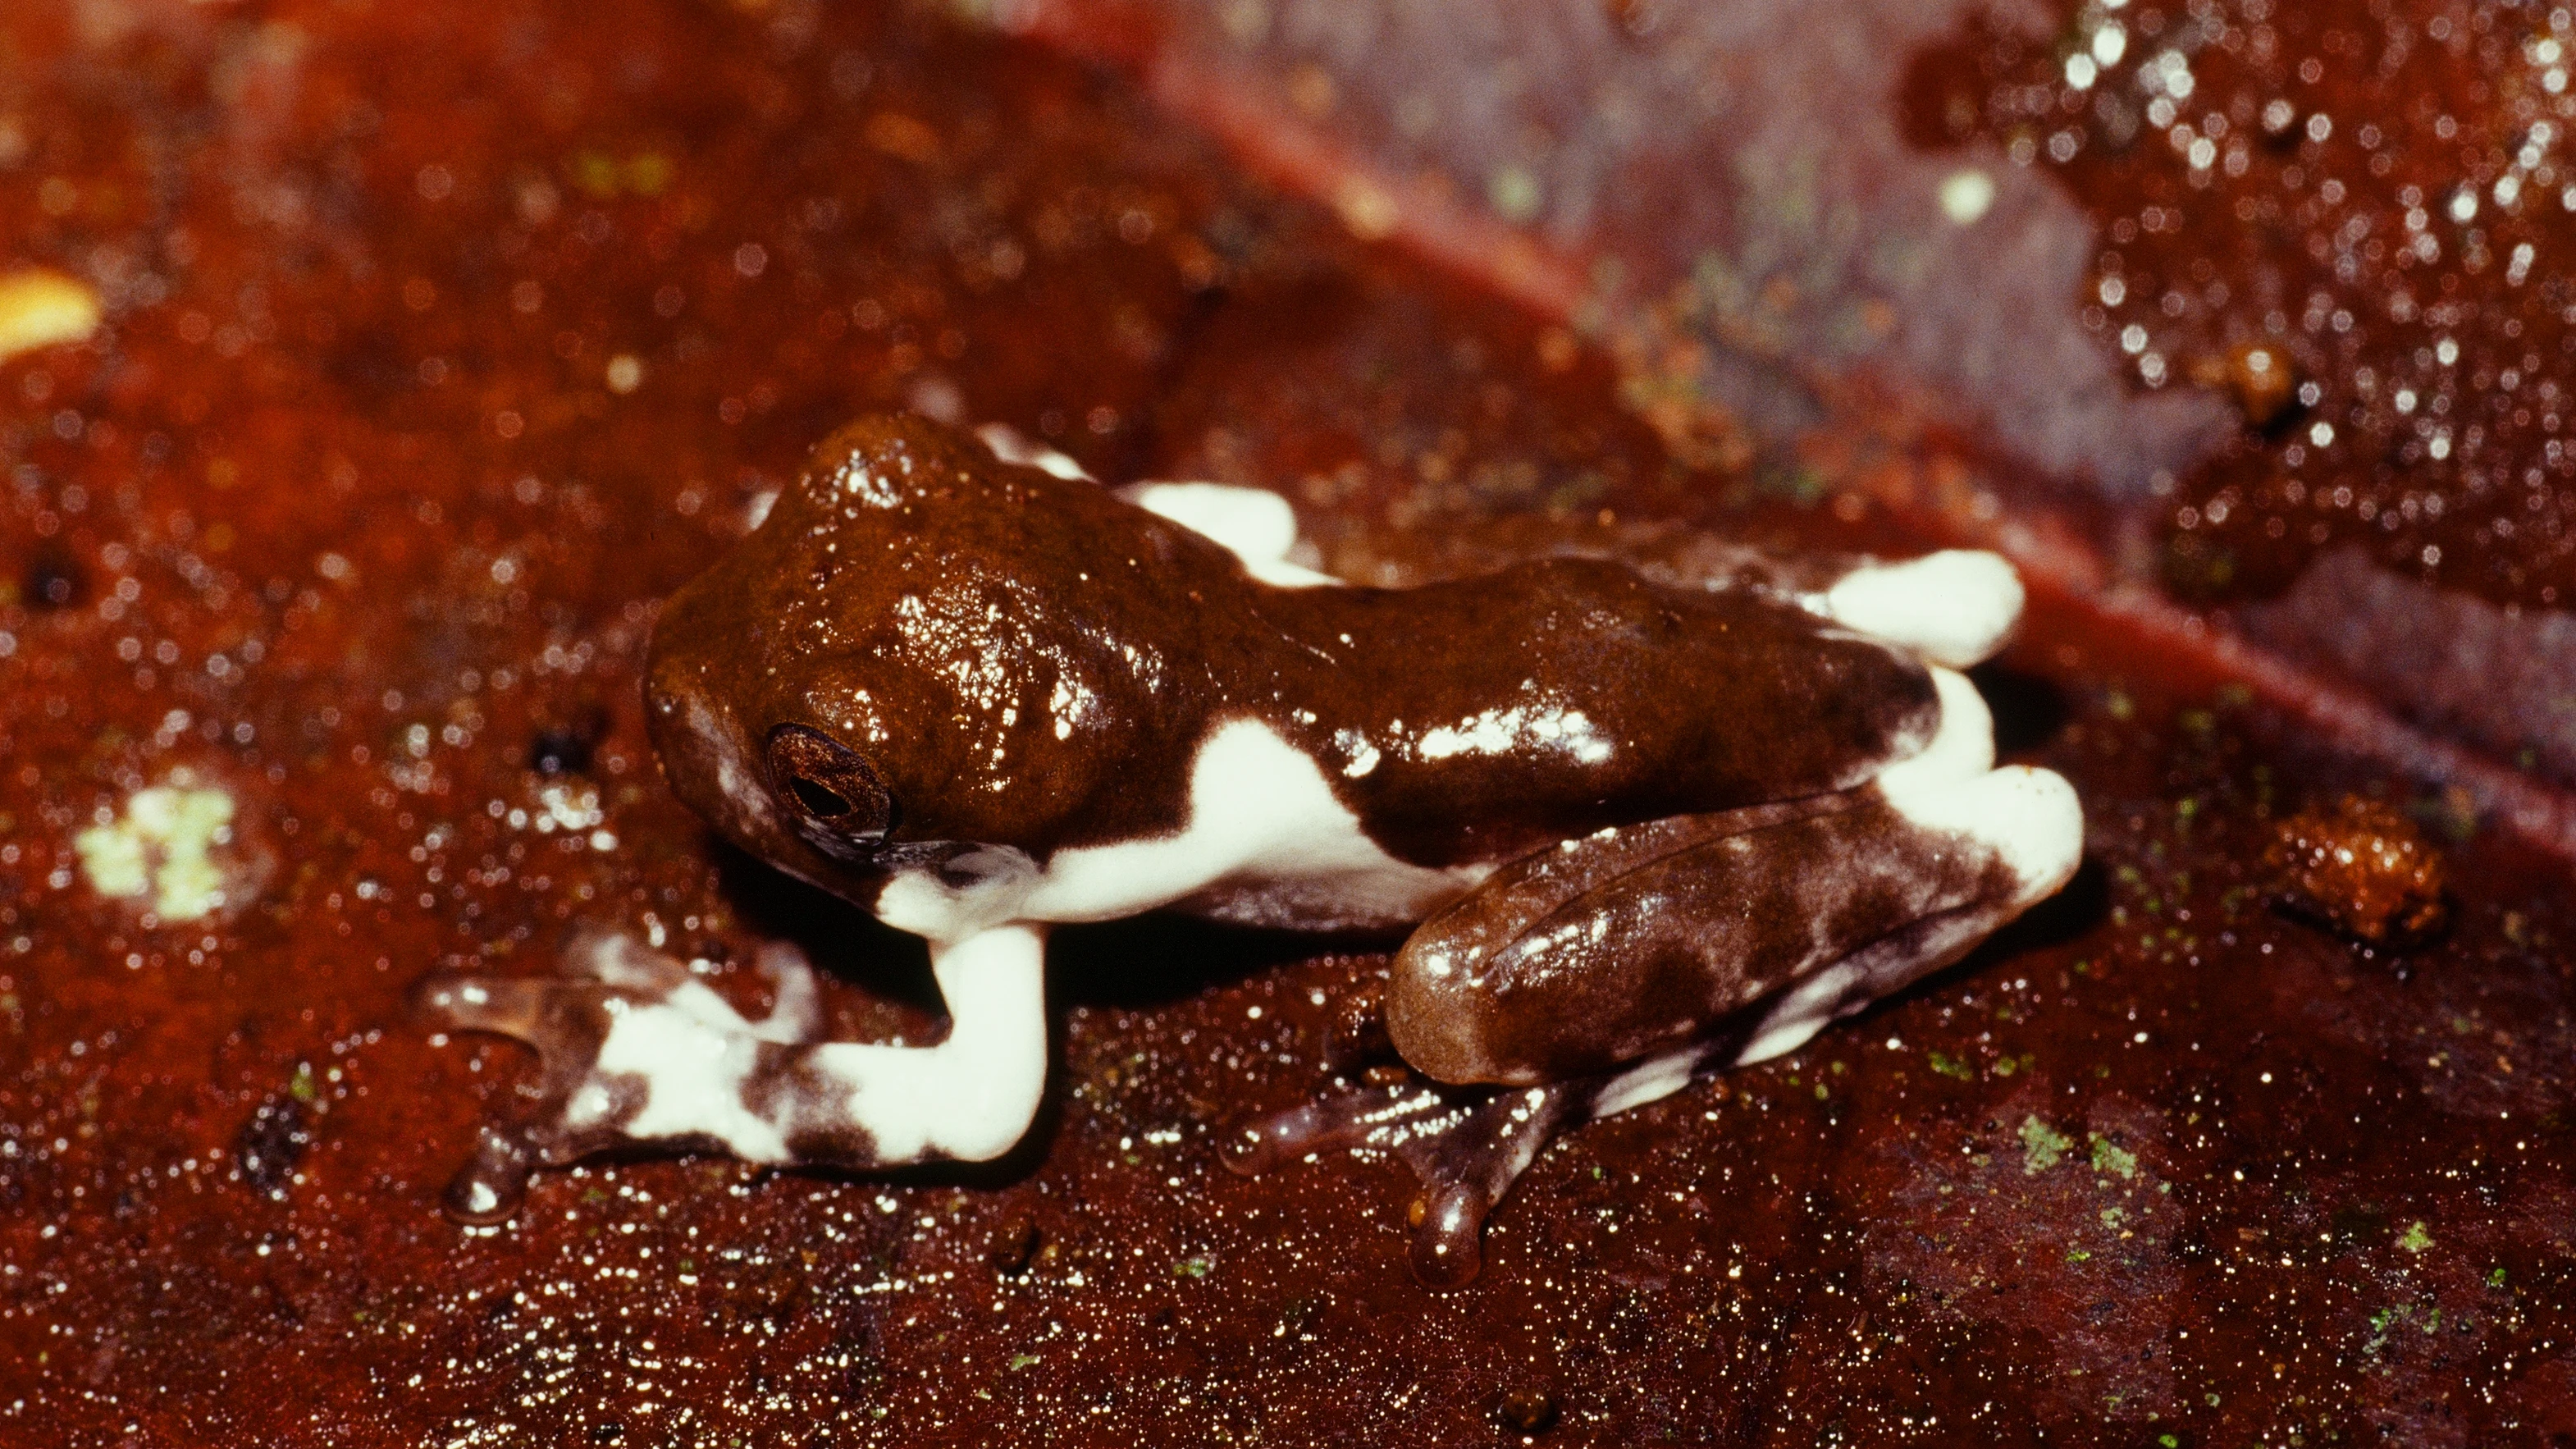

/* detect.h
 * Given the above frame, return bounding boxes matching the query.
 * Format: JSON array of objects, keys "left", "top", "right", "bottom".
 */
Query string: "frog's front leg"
[{"left": 420, "top": 922, "right": 1048, "bottom": 1223}]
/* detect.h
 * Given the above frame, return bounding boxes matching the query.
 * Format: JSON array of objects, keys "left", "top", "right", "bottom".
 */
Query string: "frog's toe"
[
  {"left": 413, "top": 971, "right": 579, "bottom": 1044},
  {"left": 1818, "top": 548, "right": 2024, "bottom": 668},
  {"left": 445, "top": 1125, "right": 539, "bottom": 1225},
  {"left": 1220, "top": 1076, "right": 1457, "bottom": 1175},
  {"left": 560, "top": 922, "right": 697, "bottom": 992}
]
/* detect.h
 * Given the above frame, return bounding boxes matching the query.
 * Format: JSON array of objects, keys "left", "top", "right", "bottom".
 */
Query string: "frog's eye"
[{"left": 765, "top": 724, "right": 896, "bottom": 837}]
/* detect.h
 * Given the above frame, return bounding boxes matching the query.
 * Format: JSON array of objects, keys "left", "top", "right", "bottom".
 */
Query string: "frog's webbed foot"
[
  {"left": 1222, "top": 1072, "right": 1586, "bottom": 1287},
  {"left": 418, "top": 923, "right": 1047, "bottom": 1224},
  {"left": 416, "top": 929, "right": 826, "bottom": 1222},
  {"left": 1223, "top": 1038, "right": 1755, "bottom": 1287}
]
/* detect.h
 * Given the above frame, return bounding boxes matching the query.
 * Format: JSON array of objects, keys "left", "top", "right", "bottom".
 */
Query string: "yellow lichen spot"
[
  {"left": 0, "top": 267, "right": 101, "bottom": 363},
  {"left": 623, "top": 153, "right": 672, "bottom": 198},
  {"left": 570, "top": 150, "right": 623, "bottom": 199},
  {"left": 864, "top": 112, "right": 942, "bottom": 167},
  {"left": 74, "top": 782, "right": 240, "bottom": 922},
  {"left": 1334, "top": 179, "right": 1400, "bottom": 240}
]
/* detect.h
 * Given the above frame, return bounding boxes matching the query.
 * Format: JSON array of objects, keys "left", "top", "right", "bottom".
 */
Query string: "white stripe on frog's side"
[{"left": 871, "top": 716, "right": 1484, "bottom": 945}]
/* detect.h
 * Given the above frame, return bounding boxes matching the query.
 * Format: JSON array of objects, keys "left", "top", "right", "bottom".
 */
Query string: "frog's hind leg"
[
  {"left": 419, "top": 923, "right": 1048, "bottom": 1223},
  {"left": 1231, "top": 711, "right": 2081, "bottom": 1287}
]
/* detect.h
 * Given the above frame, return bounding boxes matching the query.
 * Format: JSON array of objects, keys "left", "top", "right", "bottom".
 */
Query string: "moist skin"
[{"left": 424, "top": 414, "right": 2083, "bottom": 1284}]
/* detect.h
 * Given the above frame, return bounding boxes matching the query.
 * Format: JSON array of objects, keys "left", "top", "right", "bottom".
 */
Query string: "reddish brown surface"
[
  {"left": 1026, "top": 0, "right": 2576, "bottom": 825},
  {"left": 2, "top": 2, "right": 2574, "bottom": 1446},
  {"left": 1912, "top": 0, "right": 2576, "bottom": 609}
]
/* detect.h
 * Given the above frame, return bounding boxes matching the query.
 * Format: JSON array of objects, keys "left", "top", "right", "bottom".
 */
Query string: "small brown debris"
[
  {"left": 863, "top": 112, "right": 941, "bottom": 166},
  {"left": 2225, "top": 342, "right": 2298, "bottom": 427},
  {"left": 528, "top": 705, "right": 610, "bottom": 776},
  {"left": 21, "top": 547, "right": 81, "bottom": 609},
  {"left": 1322, "top": 979, "right": 1394, "bottom": 1071},
  {"left": 1498, "top": 1385, "right": 1560, "bottom": 1433},
  {"left": 2264, "top": 795, "right": 2449, "bottom": 947},
  {"left": 984, "top": 1206, "right": 1039, "bottom": 1274}
]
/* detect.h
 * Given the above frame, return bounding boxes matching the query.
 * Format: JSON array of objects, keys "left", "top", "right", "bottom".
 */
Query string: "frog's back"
[{"left": 1249, "top": 557, "right": 1943, "bottom": 869}]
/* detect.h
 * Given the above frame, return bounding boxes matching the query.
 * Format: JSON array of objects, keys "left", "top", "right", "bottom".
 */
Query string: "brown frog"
[{"left": 422, "top": 414, "right": 2081, "bottom": 1284}]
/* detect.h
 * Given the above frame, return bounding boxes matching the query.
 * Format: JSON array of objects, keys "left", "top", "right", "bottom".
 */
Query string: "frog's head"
[{"left": 643, "top": 413, "right": 1235, "bottom": 926}]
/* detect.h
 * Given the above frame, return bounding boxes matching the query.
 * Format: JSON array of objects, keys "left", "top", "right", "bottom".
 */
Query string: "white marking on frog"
[
  {"left": 562, "top": 923, "right": 1052, "bottom": 1165},
  {"left": 797, "top": 925, "right": 1052, "bottom": 1162},
  {"left": 871, "top": 717, "right": 1481, "bottom": 946},
  {"left": 1414, "top": 702, "right": 1615, "bottom": 766},
  {"left": 975, "top": 421, "right": 1336, "bottom": 587},
  {"left": 1122, "top": 481, "right": 1341, "bottom": 588},
  {"left": 975, "top": 422, "right": 1092, "bottom": 481},
  {"left": 1812, "top": 549, "right": 2025, "bottom": 669}
]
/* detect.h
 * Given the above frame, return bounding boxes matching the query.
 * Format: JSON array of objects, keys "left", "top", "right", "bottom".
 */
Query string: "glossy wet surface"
[
  {"left": 2, "top": 1, "right": 2573, "bottom": 1444},
  {"left": 1912, "top": 0, "right": 2576, "bottom": 610}
]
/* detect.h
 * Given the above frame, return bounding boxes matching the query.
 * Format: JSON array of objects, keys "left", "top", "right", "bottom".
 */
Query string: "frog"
[{"left": 421, "top": 412, "right": 2082, "bottom": 1285}]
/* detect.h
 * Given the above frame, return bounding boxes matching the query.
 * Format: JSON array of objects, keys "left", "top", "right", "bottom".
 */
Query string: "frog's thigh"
[
  {"left": 1733, "top": 765, "right": 2083, "bottom": 1065},
  {"left": 1390, "top": 763, "right": 2081, "bottom": 1086}
]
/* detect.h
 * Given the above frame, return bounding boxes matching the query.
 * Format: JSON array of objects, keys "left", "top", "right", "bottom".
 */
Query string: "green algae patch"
[{"left": 2020, "top": 1116, "right": 2073, "bottom": 1174}]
